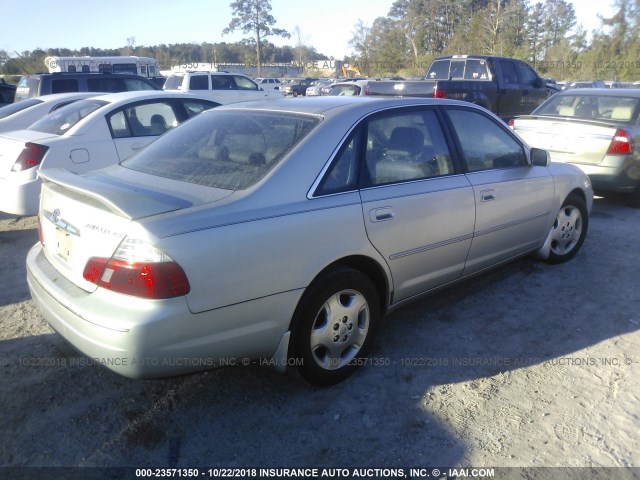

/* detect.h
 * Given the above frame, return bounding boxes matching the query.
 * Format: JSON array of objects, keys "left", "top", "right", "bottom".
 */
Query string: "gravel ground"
[{"left": 0, "top": 196, "right": 638, "bottom": 477}]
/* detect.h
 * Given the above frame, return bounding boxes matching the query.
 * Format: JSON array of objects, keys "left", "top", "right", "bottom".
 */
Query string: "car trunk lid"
[
  {"left": 514, "top": 117, "right": 622, "bottom": 165},
  {"left": 0, "top": 130, "right": 58, "bottom": 178},
  {"left": 38, "top": 168, "right": 231, "bottom": 292}
]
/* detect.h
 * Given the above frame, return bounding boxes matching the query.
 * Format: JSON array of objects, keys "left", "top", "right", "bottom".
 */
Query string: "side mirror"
[
  {"left": 530, "top": 147, "right": 550, "bottom": 167},
  {"left": 535, "top": 78, "right": 545, "bottom": 88}
]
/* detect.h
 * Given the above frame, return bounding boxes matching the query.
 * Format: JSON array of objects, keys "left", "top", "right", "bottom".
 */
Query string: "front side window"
[
  {"left": 446, "top": 108, "right": 526, "bottom": 172},
  {"left": 498, "top": 61, "right": 519, "bottom": 85},
  {"left": 122, "top": 110, "right": 320, "bottom": 190},
  {"left": 516, "top": 61, "right": 538, "bottom": 86},
  {"left": 363, "top": 109, "right": 454, "bottom": 186},
  {"left": 211, "top": 76, "right": 234, "bottom": 90},
  {"left": 28, "top": 99, "right": 107, "bottom": 135},
  {"left": 233, "top": 76, "right": 258, "bottom": 90}
]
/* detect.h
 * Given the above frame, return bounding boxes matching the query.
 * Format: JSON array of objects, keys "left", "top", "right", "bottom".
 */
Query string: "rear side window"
[
  {"left": 446, "top": 108, "right": 526, "bottom": 172},
  {"left": 51, "top": 78, "right": 79, "bottom": 94},
  {"left": 122, "top": 110, "right": 319, "bottom": 190},
  {"left": 182, "top": 100, "right": 219, "bottom": 118},
  {"left": 188, "top": 75, "right": 209, "bottom": 90},
  {"left": 87, "top": 77, "right": 125, "bottom": 93}
]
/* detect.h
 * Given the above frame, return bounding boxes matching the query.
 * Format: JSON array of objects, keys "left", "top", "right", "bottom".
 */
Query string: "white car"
[
  {"left": 0, "top": 91, "right": 222, "bottom": 216},
  {"left": 163, "top": 71, "right": 284, "bottom": 102},
  {"left": 0, "top": 92, "right": 104, "bottom": 133},
  {"left": 254, "top": 77, "right": 282, "bottom": 90}
]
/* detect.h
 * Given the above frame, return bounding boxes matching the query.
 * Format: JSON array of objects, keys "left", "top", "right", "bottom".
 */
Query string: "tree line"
[
  {"left": 1, "top": 0, "right": 639, "bottom": 81},
  {"left": 348, "top": 0, "right": 640, "bottom": 80}
]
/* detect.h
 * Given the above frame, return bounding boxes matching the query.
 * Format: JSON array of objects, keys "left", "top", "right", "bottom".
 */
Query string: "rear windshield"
[
  {"left": 535, "top": 94, "right": 640, "bottom": 123},
  {"left": 122, "top": 110, "right": 320, "bottom": 190},
  {"left": 28, "top": 99, "right": 108, "bottom": 135},
  {"left": 427, "top": 59, "right": 490, "bottom": 80},
  {"left": 0, "top": 98, "right": 43, "bottom": 119}
]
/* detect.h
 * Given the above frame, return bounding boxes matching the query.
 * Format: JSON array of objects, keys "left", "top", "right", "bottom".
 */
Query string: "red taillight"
[
  {"left": 433, "top": 85, "right": 446, "bottom": 98},
  {"left": 607, "top": 129, "right": 634, "bottom": 155},
  {"left": 12, "top": 143, "right": 49, "bottom": 172},
  {"left": 83, "top": 257, "right": 190, "bottom": 299},
  {"left": 508, "top": 119, "right": 515, "bottom": 128}
]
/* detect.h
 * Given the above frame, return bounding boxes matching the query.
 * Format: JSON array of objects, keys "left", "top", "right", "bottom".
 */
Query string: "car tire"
[
  {"left": 546, "top": 193, "right": 588, "bottom": 264},
  {"left": 290, "top": 267, "right": 379, "bottom": 386},
  {"left": 293, "top": 90, "right": 299, "bottom": 97}
]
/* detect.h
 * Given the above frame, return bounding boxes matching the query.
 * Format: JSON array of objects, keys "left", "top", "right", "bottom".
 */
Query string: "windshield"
[
  {"left": 0, "top": 98, "right": 42, "bottom": 119},
  {"left": 535, "top": 94, "right": 640, "bottom": 123},
  {"left": 122, "top": 110, "right": 320, "bottom": 190},
  {"left": 28, "top": 99, "right": 108, "bottom": 135}
]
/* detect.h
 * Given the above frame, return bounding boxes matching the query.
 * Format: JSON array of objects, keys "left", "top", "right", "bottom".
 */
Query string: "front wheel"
[
  {"left": 546, "top": 193, "right": 588, "bottom": 264},
  {"left": 290, "top": 267, "right": 380, "bottom": 386}
]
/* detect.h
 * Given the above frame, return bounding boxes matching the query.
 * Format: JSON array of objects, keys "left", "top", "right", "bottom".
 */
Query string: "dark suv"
[
  {"left": 281, "top": 78, "right": 317, "bottom": 97},
  {"left": 0, "top": 80, "right": 16, "bottom": 106},
  {"left": 14, "top": 72, "right": 158, "bottom": 102}
]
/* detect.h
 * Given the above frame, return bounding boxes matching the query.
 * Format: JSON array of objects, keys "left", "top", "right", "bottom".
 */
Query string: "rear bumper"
[
  {"left": 0, "top": 175, "right": 41, "bottom": 216},
  {"left": 26, "top": 243, "right": 300, "bottom": 378},
  {"left": 556, "top": 155, "right": 640, "bottom": 193}
]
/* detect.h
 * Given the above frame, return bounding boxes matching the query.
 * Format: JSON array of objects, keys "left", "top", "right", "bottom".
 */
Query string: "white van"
[{"left": 163, "top": 72, "right": 284, "bottom": 103}]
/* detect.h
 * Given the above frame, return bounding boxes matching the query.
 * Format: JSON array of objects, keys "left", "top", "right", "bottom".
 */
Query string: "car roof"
[
  {"left": 81, "top": 90, "right": 220, "bottom": 105},
  {"left": 557, "top": 88, "right": 640, "bottom": 97},
  {"left": 216, "top": 96, "right": 478, "bottom": 117},
  {"left": 31, "top": 92, "right": 108, "bottom": 103}
]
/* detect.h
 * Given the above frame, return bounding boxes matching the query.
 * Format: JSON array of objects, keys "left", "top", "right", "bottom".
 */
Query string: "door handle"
[
  {"left": 131, "top": 143, "right": 146, "bottom": 151},
  {"left": 481, "top": 190, "right": 496, "bottom": 202},
  {"left": 370, "top": 207, "right": 395, "bottom": 222}
]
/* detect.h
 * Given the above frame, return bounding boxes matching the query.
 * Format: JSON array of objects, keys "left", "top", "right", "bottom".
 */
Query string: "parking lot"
[{"left": 0, "top": 195, "right": 638, "bottom": 471}]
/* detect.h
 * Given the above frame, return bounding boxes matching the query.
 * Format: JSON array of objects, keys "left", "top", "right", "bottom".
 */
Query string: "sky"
[{"left": 1, "top": 0, "right": 616, "bottom": 61}]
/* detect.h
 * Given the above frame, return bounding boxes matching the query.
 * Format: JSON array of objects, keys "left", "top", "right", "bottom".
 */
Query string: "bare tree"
[{"left": 223, "top": 0, "right": 290, "bottom": 76}]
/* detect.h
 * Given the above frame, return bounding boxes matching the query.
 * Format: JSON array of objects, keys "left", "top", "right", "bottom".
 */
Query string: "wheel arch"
[{"left": 290, "top": 254, "right": 391, "bottom": 330}]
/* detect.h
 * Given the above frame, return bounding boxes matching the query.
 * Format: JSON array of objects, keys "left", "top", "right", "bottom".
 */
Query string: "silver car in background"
[
  {"left": 27, "top": 97, "right": 593, "bottom": 386},
  {"left": 512, "top": 88, "right": 640, "bottom": 206}
]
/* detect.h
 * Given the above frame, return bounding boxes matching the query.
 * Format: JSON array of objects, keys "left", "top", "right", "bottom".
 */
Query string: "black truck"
[{"left": 366, "top": 55, "right": 551, "bottom": 120}]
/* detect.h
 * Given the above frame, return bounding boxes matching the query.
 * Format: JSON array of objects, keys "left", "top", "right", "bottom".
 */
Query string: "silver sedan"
[
  {"left": 27, "top": 97, "right": 593, "bottom": 386},
  {"left": 512, "top": 88, "right": 640, "bottom": 206}
]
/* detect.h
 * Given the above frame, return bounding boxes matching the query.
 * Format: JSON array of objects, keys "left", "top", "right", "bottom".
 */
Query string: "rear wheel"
[
  {"left": 546, "top": 193, "right": 588, "bottom": 264},
  {"left": 290, "top": 267, "right": 380, "bottom": 386}
]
